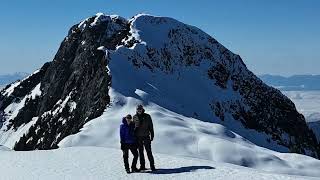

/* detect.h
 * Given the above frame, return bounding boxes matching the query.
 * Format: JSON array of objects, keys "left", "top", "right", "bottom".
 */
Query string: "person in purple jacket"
[{"left": 120, "top": 114, "right": 139, "bottom": 173}]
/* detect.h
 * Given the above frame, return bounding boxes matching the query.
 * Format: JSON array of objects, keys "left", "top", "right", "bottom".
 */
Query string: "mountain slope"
[
  {"left": 308, "top": 120, "right": 320, "bottom": 142},
  {"left": 59, "top": 87, "right": 320, "bottom": 177},
  {"left": 0, "top": 12, "right": 319, "bottom": 159},
  {"left": 0, "top": 146, "right": 319, "bottom": 180},
  {"left": 281, "top": 91, "right": 320, "bottom": 142}
]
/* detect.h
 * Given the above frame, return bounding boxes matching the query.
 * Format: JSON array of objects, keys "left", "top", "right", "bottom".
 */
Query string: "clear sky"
[{"left": 0, "top": 0, "right": 319, "bottom": 76}]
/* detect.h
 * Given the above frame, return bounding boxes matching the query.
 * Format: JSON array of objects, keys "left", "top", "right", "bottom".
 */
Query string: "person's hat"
[
  {"left": 126, "top": 114, "right": 132, "bottom": 119},
  {"left": 137, "top": 104, "right": 144, "bottom": 110}
]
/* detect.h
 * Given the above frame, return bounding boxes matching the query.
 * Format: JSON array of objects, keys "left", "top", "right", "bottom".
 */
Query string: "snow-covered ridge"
[
  {"left": 78, "top": 12, "right": 127, "bottom": 31},
  {"left": 59, "top": 42, "right": 320, "bottom": 177},
  {"left": 60, "top": 88, "right": 320, "bottom": 177},
  {"left": 93, "top": 13, "right": 317, "bottom": 155}
]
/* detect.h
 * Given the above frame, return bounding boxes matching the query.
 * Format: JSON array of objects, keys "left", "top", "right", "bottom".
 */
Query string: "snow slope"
[
  {"left": 1, "top": 13, "right": 319, "bottom": 179},
  {"left": 59, "top": 88, "right": 320, "bottom": 177},
  {"left": 0, "top": 83, "right": 41, "bottom": 148},
  {"left": 0, "top": 146, "right": 318, "bottom": 180},
  {"left": 59, "top": 43, "right": 320, "bottom": 177}
]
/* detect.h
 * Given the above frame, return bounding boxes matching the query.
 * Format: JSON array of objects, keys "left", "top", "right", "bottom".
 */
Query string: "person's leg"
[
  {"left": 129, "top": 145, "right": 139, "bottom": 171},
  {"left": 137, "top": 137, "right": 146, "bottom": 169},
  {"left": 144, "top": 137, "right": 155, "bottom": 170},
  {"left": 122, "top": 148, "right": 130, "bottom": 172}
]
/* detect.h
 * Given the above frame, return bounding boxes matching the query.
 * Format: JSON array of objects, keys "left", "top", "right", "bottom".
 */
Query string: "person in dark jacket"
[
  {"left": 120, "top": 114, "right": 139, "bottom": 173},
  {"left": 133, "top": 104, "right": 156, "bottom": 171}
]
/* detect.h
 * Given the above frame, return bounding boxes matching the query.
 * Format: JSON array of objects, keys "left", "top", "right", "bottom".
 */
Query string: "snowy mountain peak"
[{"left": 0, "top": 13, "right": 319, "bottom": 163}]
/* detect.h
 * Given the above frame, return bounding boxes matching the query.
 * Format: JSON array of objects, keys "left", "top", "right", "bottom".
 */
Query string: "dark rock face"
[
  {"left": 1, "top": 15, "right": 129, "bottom": 150},
  {"left": 307, "top": 113, "right": 320, "bottom": 143},
  {"left": 230, "top": 69, "right": 319, "bottom": 156},
  {"left": 0, "top": 14, "right": 319, "bottom": 158}
]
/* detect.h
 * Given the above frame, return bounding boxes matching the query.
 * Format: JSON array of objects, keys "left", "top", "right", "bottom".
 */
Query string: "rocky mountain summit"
[{"left": 0, "top": 13, "right": 318, "bottom": 158}]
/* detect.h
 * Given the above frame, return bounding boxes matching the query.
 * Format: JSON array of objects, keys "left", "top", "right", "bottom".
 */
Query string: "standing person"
[
  {"left": 133, "top": 104, "right": 156, "bottom": 171},
  {"left": 120, "top": 114, "right": 139, "bottom": 174}
]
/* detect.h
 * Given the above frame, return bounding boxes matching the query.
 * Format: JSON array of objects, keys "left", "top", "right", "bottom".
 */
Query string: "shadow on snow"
[{"left": 147, "top": 166, "right": 215, "bottom": 174}]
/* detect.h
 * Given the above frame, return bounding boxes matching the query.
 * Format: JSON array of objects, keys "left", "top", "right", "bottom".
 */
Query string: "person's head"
[
  {"left": 125, "top": 114, "right": 132, "bottom": 124},
  {"left": 136, "top": 104, "right": 144, "bottom": 115}
]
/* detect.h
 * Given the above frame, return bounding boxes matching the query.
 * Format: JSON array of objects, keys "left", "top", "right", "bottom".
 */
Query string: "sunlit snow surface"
[
  {"left": 59, "top": 14, "right": 320, "bottom": 177},
  {"left": 1, "top": 14, "right": 320, "bottom": 179},
  {"left": 0, "top": 147, "right": 319, "bottom": 180}
]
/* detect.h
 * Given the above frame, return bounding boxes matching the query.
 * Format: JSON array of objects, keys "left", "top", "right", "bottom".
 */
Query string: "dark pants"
[
  {"left": 137, "top": 136, "right": 155, "bottom": 168},
  {"left": 121, "top": 143, "right": 138, "bottom": 170}
]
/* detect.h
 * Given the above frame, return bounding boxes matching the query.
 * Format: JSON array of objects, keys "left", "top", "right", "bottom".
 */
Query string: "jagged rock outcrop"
[{"left": 0, "top": 13, "right": 318, "bottom": 157}]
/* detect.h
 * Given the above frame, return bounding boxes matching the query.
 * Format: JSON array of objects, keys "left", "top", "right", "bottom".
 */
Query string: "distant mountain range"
[
  {"left": 0, "top": 72, "right": 28, "bottom": 89},
  {"left": 259, "top": 74, "right": 320, "bottom": 91}
]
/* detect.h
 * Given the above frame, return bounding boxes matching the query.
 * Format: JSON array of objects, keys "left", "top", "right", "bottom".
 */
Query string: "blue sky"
[{"left": 0, "top": 0, "right": 319, "bottom": 76}]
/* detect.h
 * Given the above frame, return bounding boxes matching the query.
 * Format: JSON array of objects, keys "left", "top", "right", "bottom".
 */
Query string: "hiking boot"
[
  {"left": 131, "top": 167, "right": 140, "bottom": 173},
  {"left": 150, "top": 165, "right": 156, "bottom": 171},
  {"left": 139, "top": 166, "right": 147, "bottom": 171}
]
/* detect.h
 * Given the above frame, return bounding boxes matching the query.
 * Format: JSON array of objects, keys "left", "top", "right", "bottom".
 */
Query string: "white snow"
[
  {"left": 30, "top": 83, "right": 41, "bottom": 99},
  {"left": 4, "top": 94, "right": 27, "bottom": 120},
  {"left": 3, "top": 83, "right": 41, "bottom": 121},
  {"left": 0, "top": 146, "right": 318, "bottom": 180},
  {"left": 1, "top": 69, "right": 39, "bottom": 97},
  {"left": 0, "top": 83, "right": 42, "bottom": 148},
  {"left": 59, "top": 88, "right": 320, "bottom": 177},
  {"left": 90, "top": 12, "right": 111, "bottom": 26},
  {"left": 1, "top": 14, "right": 319, "bottom": 179},
  {"left": 0, "top": 117, "right": 38, "bottom": 148},
  {"left": 2, "top": 80, "right": 20, "bottom": 97},
  {"left": 58, "top": 15, "right": 320, "bottom": 178},
  {"left": 78, "top": 18, "right": 89, "bottom": 31},
  {"left": 0, "top": 145, "right": 11, "bottom": 151},
  {"left": 59, "top": 39, "right": 320, "bottom": 177},
  {"left": 97, "top": 46, "right": 107, "bottom": 51},
  {"left": 52, "top": 92, "right": 72, "bottom": 115},
  {"left": 68, "top": 101, "right": 77, "bottom": 112}
]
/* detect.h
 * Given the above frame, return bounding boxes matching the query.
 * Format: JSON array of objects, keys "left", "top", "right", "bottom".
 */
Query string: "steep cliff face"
[
  {"left": 0, "top": 14, "right": 127, "bottom": 150},
  {"left": 0, "top": 13, "right": 318, "bottom": 157}
]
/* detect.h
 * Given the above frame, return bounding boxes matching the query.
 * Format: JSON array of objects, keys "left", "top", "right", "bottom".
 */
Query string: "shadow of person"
[{"left": 147, "top": 166, "right": 215, "bottom": 174}]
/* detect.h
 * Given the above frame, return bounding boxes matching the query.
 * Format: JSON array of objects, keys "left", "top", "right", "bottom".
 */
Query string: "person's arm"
[
  {"left": 120, "top": 125, "right": 124, "bottom": 143},
  {"left": 133, "top": 115, "right": 139, "bottom": 135},
  {"left": 149, "top": 115, "right": 154, "bottom": 141}
]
